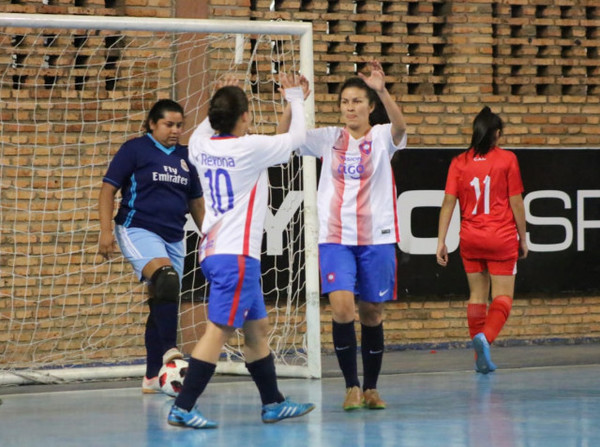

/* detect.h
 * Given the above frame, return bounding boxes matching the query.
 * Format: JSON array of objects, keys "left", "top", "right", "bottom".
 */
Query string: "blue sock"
[
  {"left": 246, "top": 353, "right": 284, "bottom": 405},
  {"left": 332, "top": 320, "right": 360, "bottom": 389},
  {"left": 174, "top": 358, "right": 216, "bottom": 411},
  {"left": 361, "top": 322, "right": 384, "bottom": 391}
]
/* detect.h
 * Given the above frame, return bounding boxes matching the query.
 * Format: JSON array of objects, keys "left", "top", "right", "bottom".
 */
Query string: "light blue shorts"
[
  {"left": 115, "top": 225, "right": 184, "bottom": 282},
  {"left": 319, "top": 243, "right": 397, "bottom": 302},
  {"left": 201, "top": 254, "right": 267, "bottom": 328}
]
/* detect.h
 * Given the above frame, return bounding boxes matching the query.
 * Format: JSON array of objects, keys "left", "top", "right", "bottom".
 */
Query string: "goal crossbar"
[{"left": 0, "top": 13, "right": 312, "bottom": 35}]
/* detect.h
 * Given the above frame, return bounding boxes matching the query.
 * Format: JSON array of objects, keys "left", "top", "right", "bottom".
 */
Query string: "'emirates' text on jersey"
[
  {"left": 445, "top": 146, "right": 524, "bottom": 260},
  {"left": 188, "top": 120, "right": 297, "bottom": 261},
  {"left": 103, "top": 134, "right": 203, "bottom": 242},
  {"left": 296, "top": 124, "right": 407, "bottom": 245}
]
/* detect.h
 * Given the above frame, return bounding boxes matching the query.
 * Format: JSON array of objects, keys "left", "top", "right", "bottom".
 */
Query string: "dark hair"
[
  {"left": 144, "top": 99, "right": 184, "bottom": 133},
  {"left": 209, "top": 86, "right": 248, "bottom": 134},
  {"left": 469, "top": 106, "right": 503, "bottom": 156},
  {"left": 339, "top": 77, "right": 389, "bottom": 126}
]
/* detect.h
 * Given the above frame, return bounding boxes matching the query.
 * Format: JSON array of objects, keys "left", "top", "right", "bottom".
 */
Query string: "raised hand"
[
  {"left": 358, "top": 60, "right": 386, "bottom": 93},
  {"left": 279, "top": 73, "right": 311, "bottom": 100}
]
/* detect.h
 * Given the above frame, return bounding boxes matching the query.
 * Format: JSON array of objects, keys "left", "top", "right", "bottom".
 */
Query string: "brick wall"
[
  {"left": 208, "top": 0, "right": 600, "bottom": 350},
  {"left": 222, "top": 0, "right": 600, "bottom": 148},
  {"left": 1, "top": 1, "right": 598, "bottom": 370}
]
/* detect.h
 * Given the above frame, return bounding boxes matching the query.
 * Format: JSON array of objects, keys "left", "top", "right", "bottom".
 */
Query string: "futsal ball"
[{"left": 158, "top": 358, "right": 188, "bottom": 397}]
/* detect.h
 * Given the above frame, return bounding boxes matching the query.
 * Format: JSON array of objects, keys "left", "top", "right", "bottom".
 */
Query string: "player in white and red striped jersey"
[
  {"left": 297, "top": 123, "right": 404, "bottom": 246},
  {"left": 166, "top": 75, "right": 314, "bottom": 429},
  {"left": 279, "top": 61, "right": 407, "bottom": 411},
  {"left": 436, "top": 106, "right": 528, "bottom": 375}
]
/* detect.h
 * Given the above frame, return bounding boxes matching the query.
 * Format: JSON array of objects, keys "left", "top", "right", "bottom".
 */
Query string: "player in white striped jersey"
[
  {"left": 167, "top": 76, "right": 314, "bottom": 429},
  {"left": 279, "top": 61, "right": 407, "bottom": 411}
]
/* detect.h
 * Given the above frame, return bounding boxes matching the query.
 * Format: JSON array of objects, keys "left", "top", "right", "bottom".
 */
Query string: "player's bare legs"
[
  {"left": 358, "top": 301, "right": 386, "bottom": 409},
  {"left": 358, "top": 301, "right": 383, "bottom": 326},
  {"left": 242, "top": 318, "right": 271, "bottom": 362},
  {"left": 490, "top": 274, "right": 515, "bottom": 299},
  {"left": 466, "top": 271, "right": 491, "bottom": 305},
  {"left": 329, "top": 290, "right": 356, "bottom": 323},
  {"left": 191, "top": 321, "right": 234, "bottom": 363}
]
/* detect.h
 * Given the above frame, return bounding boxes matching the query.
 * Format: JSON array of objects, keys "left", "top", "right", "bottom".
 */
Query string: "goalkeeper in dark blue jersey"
[{"left": 98, "top": 99, "right": 204, "bottom": 394}]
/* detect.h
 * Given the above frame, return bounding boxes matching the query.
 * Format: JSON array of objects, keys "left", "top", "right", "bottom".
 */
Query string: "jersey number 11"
[{"left": 470, "top": 175, "right": 490, "bottom": 215}]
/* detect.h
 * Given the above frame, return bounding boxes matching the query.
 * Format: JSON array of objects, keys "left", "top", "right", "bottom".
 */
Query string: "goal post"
[{"left": 0, "top": 13, "right": 321, "bottom": 384}]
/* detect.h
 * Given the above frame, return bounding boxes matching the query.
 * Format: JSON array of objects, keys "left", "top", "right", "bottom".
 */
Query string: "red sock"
[
  {"left": 467, "top": 303, "right": 487, "bottom": 340},
  {"left": 483, "top": 295, "right": 513, "bottom": 344}
]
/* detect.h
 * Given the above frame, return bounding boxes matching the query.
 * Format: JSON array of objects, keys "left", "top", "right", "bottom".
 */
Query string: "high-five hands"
[{"left": 358, "top": 60, "right": 386, "bottom": 93}]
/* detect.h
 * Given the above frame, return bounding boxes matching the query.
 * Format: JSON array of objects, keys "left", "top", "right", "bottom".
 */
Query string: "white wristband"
[{"left": 284, "top": 86, "right": 304, "bottom": 102}]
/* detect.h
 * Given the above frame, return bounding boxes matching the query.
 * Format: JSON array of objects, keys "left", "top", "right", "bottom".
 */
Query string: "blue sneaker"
[
  {"left": 167, "top": 405, "right": 218, "bottom": 429},
  {"left": 473, "top": 333, "right": 496, "bottom": 374},
  {"left": 474, "top": 361, "right": 497, "bottom": 374},
  {"left": 261, "top": 398, "right": 315, "bottom": 423}
]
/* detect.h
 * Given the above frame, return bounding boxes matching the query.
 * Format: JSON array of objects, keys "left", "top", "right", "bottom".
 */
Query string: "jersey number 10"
[
  {"left": 470, "top": 175, "right": 491, "bottom": 215},
  {"left": 205, "top": 168, "right": 234, "bottom": 215}
]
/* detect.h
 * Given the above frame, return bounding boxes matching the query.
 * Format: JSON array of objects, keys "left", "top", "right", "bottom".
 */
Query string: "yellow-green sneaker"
[
  {"left": 343, "top": 386, "right": 364, "bottom": 411},
  {"left": 363, "top": 388, "right": 386, "bottom": 410}
]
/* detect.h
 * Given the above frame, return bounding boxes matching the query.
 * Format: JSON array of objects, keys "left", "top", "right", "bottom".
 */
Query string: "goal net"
[{"left": 0, "top": 13, "right": 320, "bottom": 385}]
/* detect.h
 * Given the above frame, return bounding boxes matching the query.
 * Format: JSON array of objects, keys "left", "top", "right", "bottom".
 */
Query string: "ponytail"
[{"left": 469, "top": 106, "right": 503, "bottom": 157}]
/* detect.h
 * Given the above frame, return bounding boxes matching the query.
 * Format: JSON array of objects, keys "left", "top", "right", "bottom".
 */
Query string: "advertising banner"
[
  {"left": 394, "top": 148, "right": 600, "bottom": 297},
  {"left": 183, "top": 149, "right": 600, "bottom": 300}
]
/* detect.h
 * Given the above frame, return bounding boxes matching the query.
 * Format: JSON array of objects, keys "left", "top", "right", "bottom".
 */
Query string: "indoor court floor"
[{"left": 1, "top": 344, "right": 599, "bottom": 447}]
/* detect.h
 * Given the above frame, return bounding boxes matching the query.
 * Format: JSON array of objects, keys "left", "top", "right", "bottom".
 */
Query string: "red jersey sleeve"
[
  {"left": 506, "top": 151, "right": 524, "bottom": 197},
  {"left": 444, "top": 156, "right": 460, "bottom": 196}
]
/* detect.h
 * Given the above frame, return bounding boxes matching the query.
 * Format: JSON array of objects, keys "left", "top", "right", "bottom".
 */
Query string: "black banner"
[
  {"left": 393, "top": 148, "right": 600, "bottom": 298},
  {"left": 182, "top": 149, "right": 600, "bottom": 301}
]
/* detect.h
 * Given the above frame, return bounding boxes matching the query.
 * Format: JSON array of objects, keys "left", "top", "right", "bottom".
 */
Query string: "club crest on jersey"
[
  {"left": 327, "top": 272, "right": 336, "bottom": 283},
  {"left": 359, "top": 140, "right": 372, "bottom": 155},
  {"left": 180, "top": 159, "right": 190, "bottom": 172}
]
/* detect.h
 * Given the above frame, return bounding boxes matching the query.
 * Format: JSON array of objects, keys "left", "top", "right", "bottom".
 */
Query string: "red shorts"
[{"left": 461, "top": 257, "right": 518, "bottom": 275}]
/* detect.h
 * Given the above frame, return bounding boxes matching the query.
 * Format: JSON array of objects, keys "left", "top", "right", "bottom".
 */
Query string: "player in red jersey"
[{"left": 436, "top": 106, "right": 528, "bottom": 374}]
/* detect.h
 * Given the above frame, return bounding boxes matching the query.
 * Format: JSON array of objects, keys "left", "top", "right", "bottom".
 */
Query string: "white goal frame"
[{"left": 0, "top": 13, "right": 321, "bottom": 383}]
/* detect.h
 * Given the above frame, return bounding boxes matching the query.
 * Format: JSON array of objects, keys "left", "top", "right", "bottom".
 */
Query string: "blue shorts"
[
  {"left": 319, "top": 243, "right": 397, "bottom": 302},
  {"left": 115, "top": 225, "right": 184, "bottom": 282},
  {"left": 201, "top": 255, "right": 267, "bottom": 328}
]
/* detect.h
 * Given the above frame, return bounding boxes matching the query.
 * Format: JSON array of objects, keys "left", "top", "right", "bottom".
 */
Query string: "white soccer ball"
[{"left": 158, "top": 358, "right": 188, "bottom": 397}]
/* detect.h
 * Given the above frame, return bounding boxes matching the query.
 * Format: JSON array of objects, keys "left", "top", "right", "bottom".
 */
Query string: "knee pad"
[{"left": 150, "top": 265, "right": 180, "bottom": 303}]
